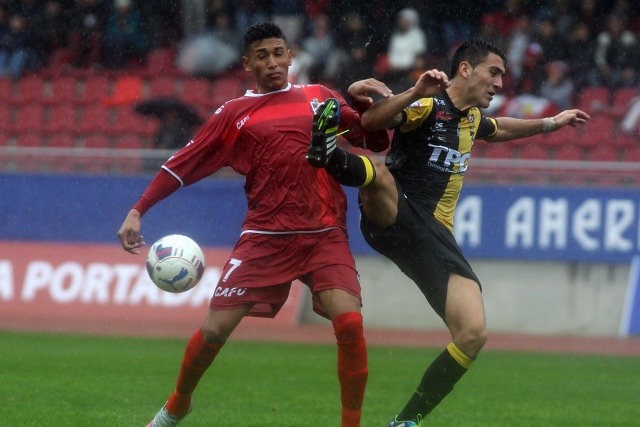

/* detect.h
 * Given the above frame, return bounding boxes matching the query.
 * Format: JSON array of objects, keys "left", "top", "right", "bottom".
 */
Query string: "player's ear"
[
  {"left": 287, "top": 49, "right": 292, "bottom": 66},
  {"left": 242, "top": 56, "right": 251, "bottom": 71},
  {"left": 458, "top": 61, "right": 471, "bottom": 78}
]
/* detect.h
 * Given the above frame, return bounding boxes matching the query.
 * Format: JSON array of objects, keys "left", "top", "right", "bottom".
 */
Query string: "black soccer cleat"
[{"left": 306, "top": 98, "right": 340, "bottom": 167}]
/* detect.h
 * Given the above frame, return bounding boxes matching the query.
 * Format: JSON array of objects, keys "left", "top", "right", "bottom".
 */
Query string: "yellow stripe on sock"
[
  {"left": 358, "top": 156, "right": 376, "bottom": 188},
  {"left": 447, "top": 342, "right": 474, "bottom": 370}
]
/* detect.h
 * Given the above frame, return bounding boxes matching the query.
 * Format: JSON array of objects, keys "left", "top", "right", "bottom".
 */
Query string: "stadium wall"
[{"left": 1, "top": 173, "right": 637, "bottom": 336}]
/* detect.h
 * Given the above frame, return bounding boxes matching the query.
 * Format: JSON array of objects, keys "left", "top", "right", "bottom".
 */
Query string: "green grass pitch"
[{"left": 1, "top": 330, "right": 639, "bottom": 426}]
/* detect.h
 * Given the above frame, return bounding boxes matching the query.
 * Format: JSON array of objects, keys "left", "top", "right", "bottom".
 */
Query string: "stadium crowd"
[
  {"left": 2, "top": 0, "right": 640, "bottom": 180},
  {"left": 1, "top": 0, "right": 639, "bottom": 97}
]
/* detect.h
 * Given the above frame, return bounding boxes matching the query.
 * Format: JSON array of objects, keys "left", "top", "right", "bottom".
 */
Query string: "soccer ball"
[{"left": 146, "top": 234, "right": 206, "bottom": 293}]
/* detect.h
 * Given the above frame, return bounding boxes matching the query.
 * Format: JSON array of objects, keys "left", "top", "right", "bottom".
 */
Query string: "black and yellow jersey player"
[
  {"left": 387, "top": 91, "right": 497, "bottom": 233},
  {"left": 308, "top": 38, "right": 590, "bottom": 427}
]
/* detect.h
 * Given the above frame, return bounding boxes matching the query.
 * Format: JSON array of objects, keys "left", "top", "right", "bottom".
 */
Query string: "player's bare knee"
[
  {"left": 455, "top": 326, "right": 488, "bottom": 357},
  {"left": 201, "top": 326, "right": 231, "bottom": 345}
]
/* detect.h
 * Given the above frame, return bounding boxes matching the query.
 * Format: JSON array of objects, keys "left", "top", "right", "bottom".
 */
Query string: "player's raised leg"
[
  {"left": 318, "top": 288, "right": 368, "bottom": 427},
  {"left": 307, "top": 98, "right": 376, "bottom": 188},
  {"left": 306, "top": 99, "right": 399, "bottom": 228},
  {"left": 148, "top": 306, "right": 250, "bottom": 427}
]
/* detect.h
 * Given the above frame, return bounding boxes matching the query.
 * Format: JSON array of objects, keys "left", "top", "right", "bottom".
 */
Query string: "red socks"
[
  {"left": 166, "top": 328, "right": 222, "bottom": 417},
  {"left": 165, "top": 316, "right": 367, "bottom": 425},
  {"left": 333, "top": 311, "right": 368, "bottom": 427}
]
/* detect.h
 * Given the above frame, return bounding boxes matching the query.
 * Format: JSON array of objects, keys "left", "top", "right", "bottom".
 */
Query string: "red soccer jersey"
[{"left": 161, "top": 83, "right": 389, "bottom": 233}]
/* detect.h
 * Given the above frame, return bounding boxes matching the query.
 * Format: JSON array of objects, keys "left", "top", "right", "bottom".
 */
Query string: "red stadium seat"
[
  {"left": 11, "top": 76, "right": 45, "bottom": 104},
  {"left": 210, "top": 78, "right": 244, "bottom": 108},
  {"left": 581, "top": 116, "right": 614, "bottom": 145},
  {"left": 181, "top": 78, "right": 211, "bottom": 109},
  {"left": 0, "top": 103, "right": 12, "bottom": 132},
  {"left": 520, "top": 144, "right": 550, "bottom": 160},
  {"left": 576, "top": 86, "right": 610, "bottom": 114},
  {"left": 78, "top": 104, "right": 110, "bottom": 135},
  {"left": 149, "top": 77, "right": 177, "bottom": 98},
  {"left": 0, "top": 77, "right": 13, "bottom": 98},
  {"left": 79, "top": 75, "right": 111, "bottom": 105},
  {"left": 612, "top": 87, "right": 638, "bottom": 109},
  {"left": 585, "top": 144, "right": 619, "bottom": 162},
  {"left": 553, "top": 144, "right": 584, "bottom": 161},
  {"left": 39, "top": 47, "right": 75, "bottom": 77},
  {"left": 482, "top": 143, "right": 515, "bottom": 159},
  {"left": 537, "top": 125, "right": 581, "bottom": 148},
  {"left": 108, "top": 107, "right": 156, "bottom": 137},
  {"left": 610, "top": 132, "right": 636, "bottom": 149},
  {"left": 47, "top": 76, "right": 80, "bottom": 105},
  {"left": 144, "top": 48, "right": 177, "bottom": 77},
  {"left": 45, "top": 104, "right": 80, "bottom": 134},
  {"left": 8, "top": 103, "right": 45, "bottom": 134}
]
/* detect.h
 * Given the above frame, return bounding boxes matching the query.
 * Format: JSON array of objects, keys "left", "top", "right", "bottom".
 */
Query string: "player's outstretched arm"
[
  {"left": 347, "top": 78, "right": 393, "bottom": 106},
  {"left": 117, "top": 209, "right": 145, "bottom": 254},
  {"left": 489, "top": 109, "right": 591, "bottom": 142},
  {"left": 361, "top": 69, "right": 449, "bottom": 131}
]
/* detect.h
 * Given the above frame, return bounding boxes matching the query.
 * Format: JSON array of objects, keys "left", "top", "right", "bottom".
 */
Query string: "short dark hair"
[
  {"left": 449, "top": 39, "right": 506, "bottom": 77},
  {"left": 242, "top": 22, "right": 287, "bottom": 54}
]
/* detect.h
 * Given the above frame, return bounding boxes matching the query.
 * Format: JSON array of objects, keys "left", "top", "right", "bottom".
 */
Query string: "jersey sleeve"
[
  {"left": 132, "top": 169, "right": 181, "bottom": 216},
  {"left": 476, "top": 116, "right": 498, "bottom": 139},
  {"left": 162, "top": 104, "right": 241, "bottom": 186},
  {"left": 324, "top": 87, "right": 390, "bottom": 152},
  {"left": 399, "top": 98, "right": 434, "bottom": 132}
]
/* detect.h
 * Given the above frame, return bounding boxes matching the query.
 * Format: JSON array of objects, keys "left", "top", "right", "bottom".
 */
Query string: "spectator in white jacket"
[{"left": 387, "top": 8, "right": 426, "bottom": 74}]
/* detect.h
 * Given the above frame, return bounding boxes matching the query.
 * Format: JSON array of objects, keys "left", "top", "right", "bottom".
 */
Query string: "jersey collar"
[{"left": 245, "top": 82, "right": 292, "bottom": 97}]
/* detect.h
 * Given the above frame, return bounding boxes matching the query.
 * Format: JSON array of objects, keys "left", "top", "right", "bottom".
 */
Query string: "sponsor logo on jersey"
[
  {"left": 428, "top": 143, "right": 471, "bottom": 173},
  {"left": 236, "top": 115, "right": 250, "bottom": 129},
  {"left": 436, "top": 110, "right": 452, "bottom": 121},
  {"left": 214, "top": 286, "right": 247, "bottom": 297}
]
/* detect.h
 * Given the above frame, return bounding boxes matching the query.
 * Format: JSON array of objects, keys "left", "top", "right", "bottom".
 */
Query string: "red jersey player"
[{"left": 117, "top": 22, "right": 391, "bottom": 427}]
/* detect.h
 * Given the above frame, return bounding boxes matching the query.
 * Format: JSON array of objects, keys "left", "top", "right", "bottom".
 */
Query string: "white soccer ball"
[{"left": 146, "top": 234, "right": 206, "bottom": 293}]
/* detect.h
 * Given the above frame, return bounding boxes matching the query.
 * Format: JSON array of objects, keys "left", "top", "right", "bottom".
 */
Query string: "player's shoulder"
[
  {"left": 292, "top": 83, "right": 336, "bottom": 96},
  {"left": 210, "top": 91, "right": 252, "bottom": 115},
  {"left": 406, "top": 97, "right": 435, "bottom": 110}
]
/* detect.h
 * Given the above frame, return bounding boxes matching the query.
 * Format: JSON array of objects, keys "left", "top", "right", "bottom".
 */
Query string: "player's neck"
[{"left": 445, "top": 82, "right": 475, "bottom": 112}]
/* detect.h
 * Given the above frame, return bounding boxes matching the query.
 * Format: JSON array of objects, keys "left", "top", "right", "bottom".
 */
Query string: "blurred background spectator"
[
  {"left": 102, "top": 0, "right": 148, "bottom": 69},
  {"left": 385, "top": 8, "right": 426, "bottom": 88},
  {"left": 67, "top": 0, "right": 107, "bottom": 69},
  {"left": 0, "top": 0, "right": 638, "bottom": 146},
  {"left": 567, "top": 21, "right": 600, "bottom": 92},
  {"left": 33, "top": 0, "right": 69, "bottom": 65},
  {"left": 299, "top": 13, "right": 334, "bottom": 82},
  {"left": 181, "top": 0, "right": 207, "bottom": 39},
  {"left": 271, "top": 0, "right": 305, "bottom": 46},
  {"left": 0, "top": 12, "right": 37, "bottom": 79},
  {"left": 538, "top": 60, "right": 574, "bottom": 110},
  {"left": 594, "top": 13, "right": 639, "bottom": 90}
]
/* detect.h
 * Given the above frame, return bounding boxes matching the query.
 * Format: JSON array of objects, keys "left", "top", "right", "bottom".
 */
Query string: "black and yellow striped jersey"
[{"left": 386, "top": 90, "right": 498, "bottom": 233}]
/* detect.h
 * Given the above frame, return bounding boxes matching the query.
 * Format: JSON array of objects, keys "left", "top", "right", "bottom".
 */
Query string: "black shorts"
[{"left": 359, "top": 179, "right": 481, "bottom": 320}]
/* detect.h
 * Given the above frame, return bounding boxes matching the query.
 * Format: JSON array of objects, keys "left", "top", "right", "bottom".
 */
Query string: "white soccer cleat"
[{"left": 147, "top": 402, "right": 192, "bottom": 427}]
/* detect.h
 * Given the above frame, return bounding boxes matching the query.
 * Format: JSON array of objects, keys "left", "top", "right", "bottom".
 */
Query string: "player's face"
[
  {"left": 466, "top": 53, "right": 505, "bottom": 108},
  {"left": 243, "top": 38, "right": 291, "bottom": 94}
]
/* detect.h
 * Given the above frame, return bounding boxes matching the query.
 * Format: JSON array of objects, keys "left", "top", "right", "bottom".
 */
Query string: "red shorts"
[{"left": 209, "top": 228, "right": 361, "bottom": 319}]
